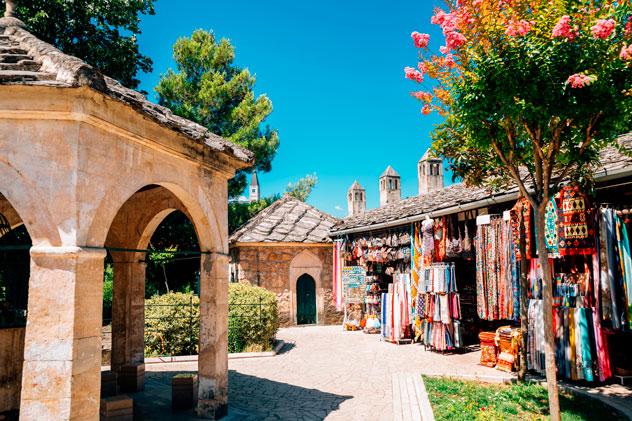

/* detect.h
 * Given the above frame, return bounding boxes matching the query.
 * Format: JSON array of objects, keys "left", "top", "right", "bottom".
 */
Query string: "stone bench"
[
  {"left": 100, "top": 395, "right": 133, "bottom": 421},
  {"left": 172, "top": 373, "right": 198, "bottom": 410}
]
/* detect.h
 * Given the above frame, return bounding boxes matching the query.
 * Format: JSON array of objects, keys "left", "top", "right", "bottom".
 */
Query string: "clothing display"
[
  {"left": 333, "top": 240, "right": 344, "bottom": 312},
  {"left": 381, "top": 273, "right": 411, "bottom": 342},
  {"left": 475, "top": 216, "right": 519, "bottom": 321},
  {"left": 510, "top": 198, "right": 535, "bottom": 260},
  {"left": 415, "top": 263, "right": 462, "bottom": 351}
]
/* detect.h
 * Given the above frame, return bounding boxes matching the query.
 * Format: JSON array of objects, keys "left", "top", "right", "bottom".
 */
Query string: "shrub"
[
  {"left": 228, "top": 283, "right": 278, "bottom": 353},
  {"left": 143, "top": 285, "right": 278, "bottom": 356},
  {"left": 102, "top": 264, "right": 113, "bottom": 323},
  {"left": 144, "top": 292, "right": 199, "bottom": 357}
]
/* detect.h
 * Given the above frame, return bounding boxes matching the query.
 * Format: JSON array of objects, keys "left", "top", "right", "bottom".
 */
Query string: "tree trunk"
[
  {"left": 534, "top": 203, "right": 560, "bottom": 421},
  {"left": 518, "top": 219, "right": 529, "bottom": 381},
  {"left": 162, "top": 263, "right": 170, "bottom": 293}
]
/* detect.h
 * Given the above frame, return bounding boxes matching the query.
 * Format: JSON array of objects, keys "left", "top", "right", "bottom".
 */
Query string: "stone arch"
[
  {"left": 86, "top": 176, "right": 220, "bottom": 253},
  {"left": 0, "top": 160, "right": 60, "bottom": 246},
  {"left": 289, "top": 249, "right": 323, "bottom": 325}
]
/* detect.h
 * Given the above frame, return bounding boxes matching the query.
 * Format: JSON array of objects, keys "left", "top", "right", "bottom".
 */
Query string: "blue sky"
[{"left": 138, "top": 0, "right": 446, "bottom": 217}]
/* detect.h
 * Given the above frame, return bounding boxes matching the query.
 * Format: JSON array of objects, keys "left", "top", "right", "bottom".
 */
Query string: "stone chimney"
[
  {"left": 347, "top": 181, "right": 366, "bottom": 217},
  {"left": 418, "top": 149, "right": 444, "bottom": 195},
  {"left": 249, "top": 169, "right": 260, "bottom": 203},
  {"left": 379, "top": 165, "right": 400, "bottom": 207}
]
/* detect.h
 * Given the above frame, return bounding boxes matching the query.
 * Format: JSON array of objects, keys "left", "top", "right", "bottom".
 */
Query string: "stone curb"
[
  {"left": 143, "top": 340, "right": 287, "bottom": 364},
  {"left": 392, "top": 372, "right": 435, "bottom": 421}
]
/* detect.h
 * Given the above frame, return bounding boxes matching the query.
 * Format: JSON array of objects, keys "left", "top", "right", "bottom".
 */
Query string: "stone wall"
[
  {"left": 231, "top": 244, "right": 343, "bottom": 327},
  {"left": 0, "top": 327, "right": 25, "bottom": 415}
]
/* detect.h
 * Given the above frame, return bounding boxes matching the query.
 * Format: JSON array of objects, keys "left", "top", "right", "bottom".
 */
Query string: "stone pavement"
[{"left": 136, "top": 325, "right": 512, "bottom": 420}]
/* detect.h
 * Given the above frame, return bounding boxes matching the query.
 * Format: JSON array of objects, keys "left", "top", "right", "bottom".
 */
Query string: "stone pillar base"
[
  {"left": 172, "top": 374, "right": 198, "bottom": 410},
  {"left": 196, "top": 402, "right": 228, "bottom": 420},
  {"left": 117, "top": 363, "right": 145, "bottom": 393},
  {"left": 100, "top": 395, "right": 133, "bottom": 421},
  {"left": 101, "top": 371, "right": 118, "bottom": 397}
]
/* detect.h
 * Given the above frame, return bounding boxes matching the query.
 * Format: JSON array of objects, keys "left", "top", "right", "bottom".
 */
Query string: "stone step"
[
  {"left": 0, "top": 53, "right": 32, "bottom": 64},
  {"left": 0, "top": 60, "right": 41, "bottom": 72},
  {"left": 0, "top": 70, "right": 55, "bottom": 82},
  {"left": 0, "top": 47, "right": 28, "bottom": 55}
]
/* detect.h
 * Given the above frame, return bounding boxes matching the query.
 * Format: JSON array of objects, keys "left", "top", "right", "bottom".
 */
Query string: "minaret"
[
  {"left": 418, "top": 149, "right": 444, "bottom": 195},
  {"left": 379, "top": 165, "right": 401, "bottom": 207},
  {"left": 347, "top": 181, "right": 366, "bottom": 217},
  {"left": 249, "top": 170, "right": 260, "bottom": 203}
]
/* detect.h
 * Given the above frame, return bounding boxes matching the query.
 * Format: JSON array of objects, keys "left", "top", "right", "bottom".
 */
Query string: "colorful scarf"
[
  {"left": 511, "top": 198, "right": 535, "bottom": 259},
  {"left": 557, "top": 185, "right": 595, "bottom": 256},
  {"left": 545, "top": 197, "right": 560, "bottom": 257}
]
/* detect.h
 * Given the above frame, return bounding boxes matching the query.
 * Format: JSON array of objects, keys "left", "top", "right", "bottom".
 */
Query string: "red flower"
[{"left": 405, "top": 67, "right": 424, "bottom": 83}]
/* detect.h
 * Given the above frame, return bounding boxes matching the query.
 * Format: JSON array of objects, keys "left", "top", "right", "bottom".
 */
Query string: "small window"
[{"left": 389, "top": 179, "right": 393, "bottom": 189}]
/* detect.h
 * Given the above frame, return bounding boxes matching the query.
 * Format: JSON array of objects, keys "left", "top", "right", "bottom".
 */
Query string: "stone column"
[
  {"left": 111, "top": 252, "right": 145, "bottom": 391},
  {"left": 196, "top": 252, "right": 228, "bottom": 419},
  {"left": 19, "top": 246, "right": 105, "bottom": 421}
]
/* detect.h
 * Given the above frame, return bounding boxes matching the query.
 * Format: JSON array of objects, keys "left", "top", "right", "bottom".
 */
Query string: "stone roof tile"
[
  {"left": 230, "top": 194, "right": 339, "bottom": 244},
  {"left": 0, "top": 18, "right": 253, "bottom": 165}
]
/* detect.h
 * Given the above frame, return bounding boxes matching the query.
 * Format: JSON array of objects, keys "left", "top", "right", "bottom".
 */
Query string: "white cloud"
[{"left": 334, "top": 205, "right": 343, "bottom": 211}]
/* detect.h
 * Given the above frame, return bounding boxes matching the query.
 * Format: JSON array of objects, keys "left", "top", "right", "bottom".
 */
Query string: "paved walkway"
[{"left": 137, "top": 325, "right": 513, "bottom": 420}]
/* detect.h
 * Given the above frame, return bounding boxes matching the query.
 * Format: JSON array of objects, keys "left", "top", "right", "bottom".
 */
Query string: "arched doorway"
[
  {"left": 296, "top": 274, "right": 316, "bottom": 325},
  {"left": 0, "top": 195, "right": 31, "bottom": 417}
]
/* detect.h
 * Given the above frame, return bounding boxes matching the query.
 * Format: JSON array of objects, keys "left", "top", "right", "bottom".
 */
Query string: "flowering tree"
[{"left": 407, "top": 1, "right": 632, "bottom": 419}]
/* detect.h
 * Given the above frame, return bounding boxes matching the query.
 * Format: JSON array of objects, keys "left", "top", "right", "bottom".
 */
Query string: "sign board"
[{"left": 342, "top": 266, "right": 366, "bottom": 305}]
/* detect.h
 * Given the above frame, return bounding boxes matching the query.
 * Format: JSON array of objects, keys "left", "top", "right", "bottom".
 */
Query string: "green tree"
[
  {"left": 408, "top": 1, "right": 632, "bottom": 418},
  {"left": 11, "top": 0, "right": 155, "bottom": 89},
  {"left": 155, "top": 29, "right": 280, "bottom": 198},
  {"left": 286, "top": 173, "right": 318, "bottom": 202}
]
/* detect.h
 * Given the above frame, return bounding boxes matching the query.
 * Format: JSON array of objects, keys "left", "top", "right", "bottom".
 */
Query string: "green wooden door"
[{"left": 296, "top": 274, "right": 316, "bottom": 325}]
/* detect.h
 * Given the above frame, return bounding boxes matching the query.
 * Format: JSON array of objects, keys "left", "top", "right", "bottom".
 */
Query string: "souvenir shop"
[{"left": 332, "top": 180, "right": 632, "bottom": 383}]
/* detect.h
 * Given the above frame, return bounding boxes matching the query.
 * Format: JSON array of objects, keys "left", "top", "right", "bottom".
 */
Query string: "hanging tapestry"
[
  {"left": 556, "top": 185, "right": 595, "bottom": 256},
  {"left": 545, "top": 197, "right": 560, "bottom": 257},
  {"left": 510, "top": 198, "right": 535, "bottom": 260}
]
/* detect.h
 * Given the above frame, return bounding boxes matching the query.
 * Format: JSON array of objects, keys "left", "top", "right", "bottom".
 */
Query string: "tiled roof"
[
  {"left": 0, "top": 17, "right": 253, "bottom": 165},
  {"left": 332, "top": 133, "right": 632, "bottom": 234},
  {"left": 230, "top": 195, "right": 339, "bottom": 244}
]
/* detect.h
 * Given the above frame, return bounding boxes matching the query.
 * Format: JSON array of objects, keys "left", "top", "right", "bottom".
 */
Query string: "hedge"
[
  {"left": 143, "top": 284, "right": 278, "bottom": 356},
  {"left": 228, "top": 282, "right": 279, "bottom": 353},
  {"left": 144, "top": 292, "right": 199, "bottom": 357}
]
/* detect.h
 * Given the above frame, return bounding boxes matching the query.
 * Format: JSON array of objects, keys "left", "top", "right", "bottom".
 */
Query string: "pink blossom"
[
  {"left": 431, "top": 9, "right": 457, "bottom": 32},
  {"left": 405, "top": 67, "right": 424, "bottom": 83},
  {"left": 417, "top": 61, "right": 428, "bottom": 74},
  {"left": 412, "top": 91, "right": 433, "bottom": 102},
  {"left": 620, "top": 44, "right": 632, "bottom": 61},
  {"left": 473, "top": 0, "right": 482, "bottom": 6},
  {"left": 506, "top": 20, "right": 534, "bottom": 37},
  {"left": 552, "top": 16, "right": 578, "bottom": 40},
  {"left": 445, "top": 54, "right": 456, "bottom": 68},
  {"left": 566, "top": 73, "right": 591, "bottom": 89},
  {"left": 421, "top": 105, "right": 432, "bottom": 115},
  {"left": 624, "top": 16, "right": 632, "bottom": 36},
  {"left": 591, "top": 19, "right": 616, "bottom": 39},
  {"left": 440, "top": 46, "right": 449, "bottom": 54},
  {"left": 445, "top": 31, "right": 467, "bottom": 49},
  {"left": 411, "top": 32, "right": 430, "bottom": 48}
]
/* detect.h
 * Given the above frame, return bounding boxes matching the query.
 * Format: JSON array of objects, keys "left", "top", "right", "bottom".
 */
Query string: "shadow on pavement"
[{"left": 127, "top": 368, "right": 352, "bottom": 420}]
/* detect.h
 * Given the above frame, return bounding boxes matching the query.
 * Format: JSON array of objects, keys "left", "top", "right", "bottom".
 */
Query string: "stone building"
[
  {"left": 379, "top": 165, "right": 401, "bottom": 207},
  {"left": 229, "top": 195, "right": 343, "bottom": 326},
  {"left": 418, "top": 149, "right": 444, "bottom": 195},
  {"left": 347, "top": 180, "right": 366, "bottom": 217},
  {"left": 0, "top": 14, "right": 251, "bottom": 420}
]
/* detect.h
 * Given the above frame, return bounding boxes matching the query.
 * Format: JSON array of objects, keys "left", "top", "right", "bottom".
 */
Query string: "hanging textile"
[
  {"left": 510, "top": 198, "right": 535, "bottom": 260},
  {"left": 545, "top": 197, "right": 560, "bottom": 257},
  {"left": 421, "top": 218, "right": 434, "bottom": 266},
  {"left": 415, "top": 263, "right": 461, "bottom": 351},
  {"left": 434, "top": 217, "right": 446, "bottom": 262},
  {"left": 476, "top": 217, "right": 519, "bottom": 320},
  {"left": 557, "top": 185, "right": 595, "bottom": 256},
  {"left": 411, "top": 223, "right": 422, "bottom": 318},
  {"left": 381, "top": 273, "right": 411, "bottom": 342},
  {"left": 615, "top": 214, "right": 632, "bottom": 329},
  {"left": 333, "top": 240, "right": 344, "bottom": 312},
  {"left": 601, "top": 208, "right": 622, "bottom": 329}
]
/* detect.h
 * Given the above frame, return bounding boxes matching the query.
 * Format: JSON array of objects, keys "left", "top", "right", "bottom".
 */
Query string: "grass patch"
[{"left": 422, "top": 376, "right": 624, "bottom": 421}]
